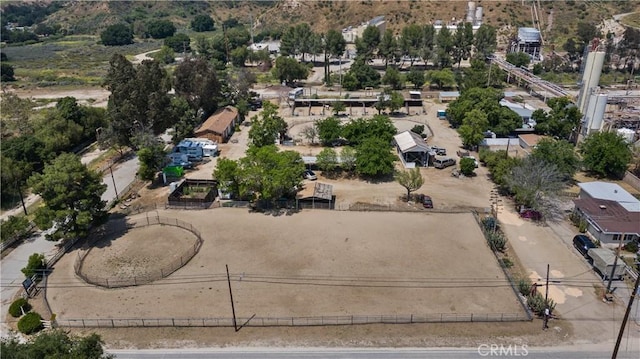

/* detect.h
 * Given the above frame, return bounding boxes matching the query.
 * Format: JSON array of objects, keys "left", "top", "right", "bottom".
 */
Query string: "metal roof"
[
  {"left": 517, "top": 27, "right": 541, "bottom": 42},
  {"left": 393, "top": 131, "right": 430, "bottom": 153},
  {"left": 439, "top": 91, "right": 460, "bottom": 98},
  {"left": 369, "top": 16, "right": 385, "bottom": 26},
  {"left": 578, "top": 182, "right": 640, "bottom": 212}
]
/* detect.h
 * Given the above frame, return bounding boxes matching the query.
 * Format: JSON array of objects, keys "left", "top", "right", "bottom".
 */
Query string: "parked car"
[
  {"left": 422, "top": 195, "right": 433, "bottom": 208},
  {"left": 519, "top": 209, "right": 542, "bottom": 220},
  {"left": 431, "top": 146, "right": 446, "bottom": 155},
  {"left": 456, "top": 150, "right": 470, "bottom": 157},
  {"left": 303, "top": 169, "right": 317, "bottom": 180},
  {"left": 433, "top": 157, "right": 456, "bottom": 169},
  {"left": 573, "top": 234, "right": 596, "bottom": 258}
]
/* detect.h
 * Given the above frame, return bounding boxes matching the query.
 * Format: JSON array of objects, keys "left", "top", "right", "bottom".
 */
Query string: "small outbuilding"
[
  {"left": 438, "top": 91, "right": 460, "bottom": 103},
  {"left": 297, "top": 182, "right": 335, "bottom": 209},
  {"left": 194, "top": 106, "right": 239, "bottom": 143},
  {"left": 393, "top": 131, "right": 432, "bottom": 167}
]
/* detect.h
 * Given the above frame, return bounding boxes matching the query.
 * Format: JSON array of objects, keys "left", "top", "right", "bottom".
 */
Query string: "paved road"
[
  {"left": 0, "top": 151, "right": 140, "bottom": 338},
  {"left": 108, "top": 346, "right": 640, "bottom": 359}
]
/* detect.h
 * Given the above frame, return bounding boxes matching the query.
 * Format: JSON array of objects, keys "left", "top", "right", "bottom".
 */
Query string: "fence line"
[
  {"left": 74, "top": 215, "right": 203, "bottom": 288},
  {"left": 55, "top": 312, "right": 531, "bottom": 328},
  {"left": 0, "top": 223, "right": 36, "bottom": 253}
]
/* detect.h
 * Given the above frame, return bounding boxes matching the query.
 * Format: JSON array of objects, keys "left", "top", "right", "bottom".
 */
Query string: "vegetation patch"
[
  {"left": 8, "top": 298, "right": 31, "bottom": 318},
  {"left": 17, "top": 312, "right": 43, "bottom": 335}
]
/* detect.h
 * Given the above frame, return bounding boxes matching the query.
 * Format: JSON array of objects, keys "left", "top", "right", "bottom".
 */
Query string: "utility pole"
[
  {"left": 607, "top": 234, "right": 624, "bottom": 294},
  {"left": 545, "top": 264, "right": 550, "bottom": 304},
  {"left": 611, "top": 269, "right": 640, "bottom": 359},
  {"left": 226, "top": 264, "right": 238, "bottom": 331},
  {"left": 109, "top": 165, "right": 118, "bottom": 201}
]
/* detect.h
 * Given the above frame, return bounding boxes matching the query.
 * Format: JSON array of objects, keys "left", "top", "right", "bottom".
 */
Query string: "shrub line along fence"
[
  {"left": 55, "top": 312, "right": 531, "bottom": 329},
  {"left": 73, "top": 215, "right": 203, "bottom": 288},
  {"left": 472, "top": 211, "right": 534, "bottom": 321}
]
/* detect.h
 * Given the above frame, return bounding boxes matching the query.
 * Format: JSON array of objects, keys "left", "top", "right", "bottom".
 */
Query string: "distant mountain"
[{"left": 2, "top": 0, "right": 639, "bottom": 47}]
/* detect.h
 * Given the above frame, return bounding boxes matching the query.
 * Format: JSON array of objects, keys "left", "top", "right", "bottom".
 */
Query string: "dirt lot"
[{"left": 48, "top": 210, "right": 523, "bottom": 321}]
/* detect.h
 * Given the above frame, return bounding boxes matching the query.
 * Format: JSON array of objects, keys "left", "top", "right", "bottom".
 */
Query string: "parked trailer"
[{"left": 587, "top": 248, "right": 626, "bottom": 280}]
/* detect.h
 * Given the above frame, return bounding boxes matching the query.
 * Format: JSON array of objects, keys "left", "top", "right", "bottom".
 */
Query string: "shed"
[
  {"left": 518, "top": 134, "right": 545, "bottom": 149},
  {"left": 194, "top": 106, "right": 239, "bottom": 143},
  {"left": 393, "top": 131, "right": 432, "bottom": 167},
  {"left": 297, "top": 182, "right": 335, "bottom": 209},
  {"left": 439, "top": 91, "right": 460, "bottom": 102}
]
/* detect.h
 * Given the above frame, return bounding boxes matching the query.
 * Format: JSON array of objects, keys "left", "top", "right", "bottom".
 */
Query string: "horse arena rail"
[
  {"left": 55, "top": 312, "right": 532, "bottom": 328},
  {"left": 74, "top": 215, "right": 203, "bottom": 288}
]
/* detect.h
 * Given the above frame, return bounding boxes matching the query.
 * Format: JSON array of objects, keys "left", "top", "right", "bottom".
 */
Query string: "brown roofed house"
[{"left": 194, "top": 106, "right": 239, "bottom": 143}]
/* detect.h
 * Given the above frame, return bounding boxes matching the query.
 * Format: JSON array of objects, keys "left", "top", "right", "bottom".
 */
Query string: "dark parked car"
[
  {"left": 422, "top": 195, "right": 433, "bottom": 208},
  {"left": 573, "top": 234, "right": 596, "bottom": 258},
  {"left": 303, "top": 169, "right": 317, "bottom": 180}
]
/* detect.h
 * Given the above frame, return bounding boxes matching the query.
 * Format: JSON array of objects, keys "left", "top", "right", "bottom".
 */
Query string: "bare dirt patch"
[
  {"left": 48, "top": 210, "right": 523, "bottom": 322},
  {"left": 80, "top": 224, "right": 199, "bottom": 281}
]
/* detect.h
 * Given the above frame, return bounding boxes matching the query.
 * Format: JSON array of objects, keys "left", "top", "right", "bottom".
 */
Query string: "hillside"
[{"left": 2, "top": 1, "right": 637, "bottom": 46}]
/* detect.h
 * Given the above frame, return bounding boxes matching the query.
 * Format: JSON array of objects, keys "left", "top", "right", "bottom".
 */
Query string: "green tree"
[
  {"left": 173, "top": 57, "right": 220, "bottom": 118},
  {"left": 315, "top": 116, "right": 342, "bottom": 146},
  {"left": 0, "top": 215, "right": 31, "bottom": 243},
  {"left": 137, "top": 144, "right": 166, "bottom": 181},
  {"left": 355, "top": 138, "right": 396, "bottom": 178},
  {"left": 344, "top": 56, "right": 380, "bottom": 90},
  {"left": 342, "top": 115, "right": 396, "bottom": 146},
  {"left": 27, "top": 153, "right": 106, "bottom": 241},
  {"left": 238, "top": 145, "right": 304, "bottom": 202},
  {"left": 473, "top": 24, "right": 497, "bottom": 59},
  {"left": 280, "top": 23, "right": 316, "bottom": 62},
  {"left": 316, "top": 147, "right": 339, "bottom": 174},
  {"left": 378, "top": 29, "right": 399, "bottom": 68},
  {"left": 331, "top": 101, "right": 346, "bottom": 116},
  {"left": 428, "top": 69, "right": 456, "bottom": 89},
  {"left": 152, "top": 45, "right": 175, "bottom": 64},
  {"left": 169, "top": 97, "right": 197, "bottom": 143},
  {"left": 322, "top": 29, "right": 346, "bottom": 83},
  {"left": 146, "top": 19, "right": 176, "bottom": 39},
  {"left": 1, "top": 63, "right": 15, "bottom": 82},
  {"left": 453, "top": 22, "right": 474, "bottom": 68},
  {"left": 0, "top": 330, "right": 113, "bottom": 358},
  {"left": 395, "top": 167, "right": 424, "bottom": 201},
  {"left": 191, "top": 14, "right": 214, "bottom": 32},
  {"left": 100, "top": 23, "right": 133, "bottom": 46},
  {"left": 580, "top": 131, "right": 632, "bottom": 179},
  {"left": 435, "top": 26, "right": 453, "bottom": 68},
  {"left": 300, "top": 125, "right": 318, "bottom": 145},
  {"left": 273, "top": 56, "right": 309, "bottom": 86},
  {"left": 103, "top": 54, "right": 172, "bottom": 148},
  {"left": 420, "top": 25, "right": 436, "bottom": 65},
  {"left": 356, "top": 25, "right": 381, "bottom": 60},
  {"left": 447, "top": 87, "right": 520, "bottom": 136},
  {"left": 399, "top": 24, "right": 423, "bottom": 66},
  {"left": 531, "top": 138, "right": 580, "bottom": 180},
  {"left": 21, "top": 253, "right": 45, "bottom": 278},
  {"left": 460, "top": 157, "right": 476, "bottom": 176},
  {"left": 164, "top": 33, "right": 191, "bottom": 53},
  {"left": 213, "top": 158, "right": 240, "bottom": 198},
  {"left": 506, "top": 52, "right": 531, "bottom": 68},
  {"left": 248, "top": 102, "right": 288, "bottom": 147},
  {"left": 406, "top": 68, "right": 425, "bottom": 89},
  {"left": 388, "top": 91, "right": 405, "bottom": 113},
  {"left": 532, "top": 97, "right": 581, "bottom": 141},
  {"left": 382, "top": 67, "right": 403, "bottom": 90},
  {"left": 458, "top": 109, "right": 489, "bottom": 149},
  {"left": 340, "top": 146, "right": 357, "bottom": 172}
]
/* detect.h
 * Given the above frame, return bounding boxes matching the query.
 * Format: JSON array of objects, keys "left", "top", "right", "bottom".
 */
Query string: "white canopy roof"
[{"left": 393, "top": 131, "right": 431, "bottom": 153}]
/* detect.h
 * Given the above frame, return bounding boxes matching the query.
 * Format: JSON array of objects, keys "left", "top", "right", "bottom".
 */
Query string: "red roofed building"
[
  {"left": 573, "top": 197, "right": 640, "bottom": 244},
  {"left": 194, "top": 106, "right": 239, "bottom": 143}
]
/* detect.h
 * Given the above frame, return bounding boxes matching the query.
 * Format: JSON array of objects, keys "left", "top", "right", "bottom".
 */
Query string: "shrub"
[
  {"left": 481, "top": 216, "right": 497, "bottom": 232},
  {"left": 8, "top": 298, "right": 31, "bottom": 318},
  {"left": 21, "top": 253, "right": 46, "bottom": 278},
  {"left": 624, "top": 240, "right": 639, "bottom": 254},
  {"left": 487, "top": 231, "right": 507, "bottom": 252},
  {"left": 410, "top": 124, "right": 424, "bottom": 135},
  {"left": 17, "top": 312, "right": 43, "bottom": 334},
  {"left": 527, "top": 292, "right": 556, "bottom": 316},
  {"left": 460, "top": 157, "right": 476, "bottom": 176},
  {"left": 517, "top": 278, "right": 532, "bottom": 296}
]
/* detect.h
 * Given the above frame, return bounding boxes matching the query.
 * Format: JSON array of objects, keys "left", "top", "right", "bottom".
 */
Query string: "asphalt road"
[{"left": 108, "top": 346, "right": 640, "bottom": 359}]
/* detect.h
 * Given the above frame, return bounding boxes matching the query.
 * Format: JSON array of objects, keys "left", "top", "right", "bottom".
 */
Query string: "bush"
[
  {"left": 100, "top": 23, "right": 133, "bottom": 46},
  {"left": 517, "top": 278, "right": 532, "bottom": 296},
  {"left": 460, "top": 157, "right": 476, "bottom": 176},
  {"left": 487, "top": 231, "right": 507, "bottom": 252},
  {"left": 624, "top": 240, "right": 639, "bottom": 254},
  {"left": 1, "top": 215, "right": 31, "bottom": 242},
  {"left": 17, "top": 312, "right": 43, "bottom": 334},
  {"left": 8, "top": 298, "right": 31, "bottom": 318},
  {"left": 527, "top": 292, "right": 556, "bottom": 316},
  {"left": 481, "top": 216, "right": 497, "bottom": 232},
  {"left": 500, "top": 257, "right": 513, "bottom": 268},
  {"left": 410, "top": 125, "right": 424, "bottom": 135},
  {"left": 21, "top": 253, "right": 45, "bottom": 278}
]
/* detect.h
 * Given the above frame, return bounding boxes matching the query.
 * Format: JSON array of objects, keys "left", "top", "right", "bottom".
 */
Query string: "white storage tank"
[
  {"left": 577, "top": 51, "right": 605, "bottom": 113},
  {"left": 617, "top": 128, "right": 636, "bottom": 143},
  {"left": 467, "top": 1, "right": 476, "bottom": 23},
  {"left": 585, "top": 93, "right": 608, "bottom": 132},
  {"left": 475, "top": 7, "right": 483, "bottom": 25}
]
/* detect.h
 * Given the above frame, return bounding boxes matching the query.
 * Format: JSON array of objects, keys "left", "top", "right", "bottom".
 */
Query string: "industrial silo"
[
  {"left": 584, "top": 93, "right": 608, "bottom": 133},
  {"left": 577, "top": 50, "right": 605, "bottom": 114},
  {"left": 475, "top": 7, "right": 483, "bottom": 26},
  {"left": 467, "top": 2, "right": 476, "bottom": 23}
]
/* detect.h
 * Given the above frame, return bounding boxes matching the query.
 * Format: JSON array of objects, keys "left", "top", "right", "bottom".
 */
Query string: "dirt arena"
[{"left": 47, "top": 209, "right": 524, "bottom": 321}]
